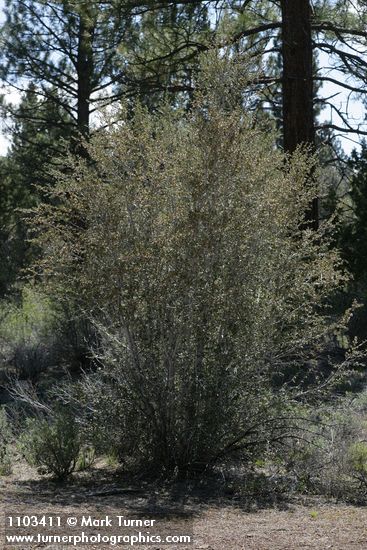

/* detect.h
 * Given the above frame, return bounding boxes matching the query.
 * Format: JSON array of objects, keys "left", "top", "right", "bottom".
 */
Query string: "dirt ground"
[{"left": 1, "top": 460, "right": 367, "bottom": 550}]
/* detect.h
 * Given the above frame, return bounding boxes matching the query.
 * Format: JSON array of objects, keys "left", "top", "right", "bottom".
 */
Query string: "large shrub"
[{"left": 31, "top": 54, "right": 354, "bottom": 476}]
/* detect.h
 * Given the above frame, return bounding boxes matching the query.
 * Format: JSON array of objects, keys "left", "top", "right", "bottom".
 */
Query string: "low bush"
[
  {"left": 0, "top": 286, "right": 58, "bottom": 381},
  {"left": 76, "top": 445, "right": 96, "bottom": 472},
  {"left": 0, "top": 285, "right": 98, "bottom": 384},
  {"left": 19, "top": 406, "right": 82, "bottom": 481},
  {"left": 347, "top": 441, "right": 367, "bottom": 488},
  {"left": 0, "top": 407, "right": 12, "bottom": 476},
  {"left": 280, "top": 393, "right": 367, "bottom": 502}
]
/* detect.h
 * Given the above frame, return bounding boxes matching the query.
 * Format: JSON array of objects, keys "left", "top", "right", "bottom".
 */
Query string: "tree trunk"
[
  {"left": 76, "top": 10, "right": 94, "bottom": 141},
  {"left": 281, "top": 0, "right": 319, "bottom": 230}
]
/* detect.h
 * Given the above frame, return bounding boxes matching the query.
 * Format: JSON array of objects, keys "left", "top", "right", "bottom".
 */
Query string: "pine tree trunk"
[
  {"left": 76, "top": 11, "right": 94, "bottom": 140},
  {"left": 281, "top": 0, "right": 319, "bottom": 229}
]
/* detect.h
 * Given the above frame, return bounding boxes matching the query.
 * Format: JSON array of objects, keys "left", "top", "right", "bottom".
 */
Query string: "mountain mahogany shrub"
[{"left": 31, "top": 56, "right": 352, "bottom": 476}]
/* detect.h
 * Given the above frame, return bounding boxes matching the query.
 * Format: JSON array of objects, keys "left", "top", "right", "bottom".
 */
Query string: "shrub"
[
  {"left": 0, "top": 286, "right": 58, "bottom": 381},
  {"left": 76, "top": 445, "right": 96, "bottom": 472},
  {"left": 31, "top": 52, "right": 357, "bottom": 477},
  {"left": 0, "top": 285, "right": 97, "bottom": 381},
  {"left": 280, "top": 395, "right": 367, "bottom": 501},
  {"left": 347, "top": 441, "right": 367, "bottom": 487},
  {"left": 0, "top": 407, "right": 12, "bottom": 476},
  {"left": 19, "top": 407, "right": 81, "bottom": 481}
]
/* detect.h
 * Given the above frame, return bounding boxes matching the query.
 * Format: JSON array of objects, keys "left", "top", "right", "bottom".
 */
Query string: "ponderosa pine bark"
[
  {"left": 76, "top": 9, "right": 95, "bottom": 139},
  {"left": 281, "top": 0, "right": 318, "bottom": 229}
]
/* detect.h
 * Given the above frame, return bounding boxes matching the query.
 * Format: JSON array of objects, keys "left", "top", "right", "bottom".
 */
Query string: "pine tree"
[
  {"left": 1, "top": 0, "right": 133, "bottom": 139},
  {"left": 339, "top": 143, "right": 367, "bottom": 277},
  {"left": 0, "top": 86, "right": 73, "bottom": 295},
  {"left": 0, "top": 0, "right": 212, "bottom": 139}
]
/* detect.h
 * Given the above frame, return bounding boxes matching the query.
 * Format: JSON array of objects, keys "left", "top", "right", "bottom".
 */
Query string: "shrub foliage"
[
  {"left": 19, "top": 407, "right": 81, "bottom": 481},
  {"left": 31, "top": 54, "right": 353, "bottom": 476},
  {"left": 0, "top": 407, "right": 12, "bottom": 476}
]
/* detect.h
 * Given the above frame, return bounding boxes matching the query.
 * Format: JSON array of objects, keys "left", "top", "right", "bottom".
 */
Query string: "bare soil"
[{"left": 1, "top": 459, "right": 367, "bottom": 549}]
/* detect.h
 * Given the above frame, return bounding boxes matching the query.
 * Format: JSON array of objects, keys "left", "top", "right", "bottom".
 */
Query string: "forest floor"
[{"left": 1, "top": 459, "right": 367, "bottom": 549}]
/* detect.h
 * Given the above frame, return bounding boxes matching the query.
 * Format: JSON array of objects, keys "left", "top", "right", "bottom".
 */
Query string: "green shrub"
[
  {"left": 19, "top": 407, "right": 81, "bottom": 481},
  {"left": 280, "top": 396, "right": 367, "bottom": 501},
  {"left": 76, "top": 445, "right": 96, "bottom": 472},
  {"left": 31, "top": 52, "right": 357, "bottom": 477},
  {"left": 0, "top": 407, "right": 12, "bottom": 476},
  {"left": 0, "top": 285, "right": 97, "bottom": 380},
  {"left": 0, "top": 286, "right": 58, "bottom": 380},
  {"left": 347, "top": 441, "right": 367, "bottom": 487},
  {"left": 0, "top": 286, "right": 55, "bottom": 343}
]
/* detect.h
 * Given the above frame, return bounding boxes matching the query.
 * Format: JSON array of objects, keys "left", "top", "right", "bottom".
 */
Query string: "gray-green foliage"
[
  {"left": 0, "top": 407, "right": 12, "bottom": 476},
  {"left": 0, "top": 284, "right": 97, "bottom": 380},
  {"left": 281, "top": 394, "right": 367, "bottom": 502},
  {"left": 32, "top": 53, "right": 354, "bottom": 476},
  {"left": 19, "top": 407, "right": 81, "bottom": 481},
  {"left": 0, "top": 286, "right": 59, "bottom": 380}
]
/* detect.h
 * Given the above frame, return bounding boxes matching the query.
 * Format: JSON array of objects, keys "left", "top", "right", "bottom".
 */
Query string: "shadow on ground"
[{"left": 2, "top": 463, "right": 293, "bottom": 518}]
